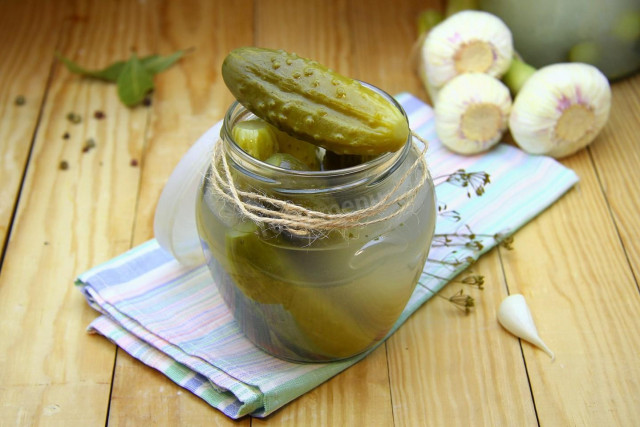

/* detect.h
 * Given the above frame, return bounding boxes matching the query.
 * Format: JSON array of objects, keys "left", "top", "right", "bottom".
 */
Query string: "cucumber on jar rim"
[{"left": 222, "top": 47, "right": 409, "bottom": 156}]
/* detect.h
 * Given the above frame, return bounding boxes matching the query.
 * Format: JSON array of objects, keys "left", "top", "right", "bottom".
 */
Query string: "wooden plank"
[
  {"left": 109, "top": 350, "right": 242, "bottom": 426},
  {"left": 0, "top": 0, "right": 156, "bottom": 425},
  {"left": 254, "top": 0, "right": 354, "bottom": 67},
  {"left": 500, "top": 85, "right": 640, "bottom": 424},
  {"left": 0, "top": 1, "right": 636, "bottom": 425},
  {"left": 590, "top": 75, "right": 640, "bottom": 282},
  {"left": 347, "top": 1, "right": 536, "bottom": 425},
  {"left": 253, "top": 346, "right": 393, "bottom": 426},
  {"left": 106, "top": 1, "right": 253, "bottom": 425},
  {"left": 387, "top": 252, "right": 538, "bottom": 427},
  {"left": 127, "top": 0, "right": 252, "bottom": 245},
  {"left": 347, "top": 0, "right": 430, "bottom": 96},
  {"left": 0, "top": 0, "right": 68, "bottom": 252}
]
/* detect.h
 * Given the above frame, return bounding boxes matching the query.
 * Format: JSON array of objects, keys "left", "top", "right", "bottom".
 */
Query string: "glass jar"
[{"left": 196, "top": 85, "right": 436, "bottom": 362}]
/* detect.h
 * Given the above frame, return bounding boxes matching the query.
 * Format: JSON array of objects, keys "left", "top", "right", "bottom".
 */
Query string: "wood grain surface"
[{"left": 0, "top": 0, "right": 639, "bottom": 425}]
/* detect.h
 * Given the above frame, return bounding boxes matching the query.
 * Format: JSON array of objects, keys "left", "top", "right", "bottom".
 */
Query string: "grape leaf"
[{"left": 117, "top": 53, "right": 155, "bottom": 106}]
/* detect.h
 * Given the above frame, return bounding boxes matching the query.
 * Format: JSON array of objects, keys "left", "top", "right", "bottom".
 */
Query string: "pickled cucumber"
[
  {"left": 231, "top": 119, "right": 279, "bottom": 161},
  {"left": 269, "top": 125, "right": 321, "bottom": 170},
  {"left": 322, "top": 150, "right": 377, "bottom": 170},
  {"left": 224, "top": 223, "right": 387, "bottom": 359},
  {"left": 222, "top": 47, "right": 409, "bottom": 155},
  {"left": 286, "top": 286, "right": 379, "bottom": 358},
  {"left": 225, "top": 222, "right": 293, "bottom": 305},
  {"left": 265, "top": 153, "right": 308, "bottom": 171}
]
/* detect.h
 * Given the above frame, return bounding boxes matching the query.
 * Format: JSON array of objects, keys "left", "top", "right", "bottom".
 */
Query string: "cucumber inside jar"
[
  {"left": 231, "top": 116, "right": 378, "bottom": 172},
  {"left": 219, "top": 215, "right": 421, "bottom": 360}
]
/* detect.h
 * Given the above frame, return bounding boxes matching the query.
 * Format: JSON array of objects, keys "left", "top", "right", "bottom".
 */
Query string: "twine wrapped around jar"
[{"left": 207, "top": 131, "right": 430, "bottom": 238}]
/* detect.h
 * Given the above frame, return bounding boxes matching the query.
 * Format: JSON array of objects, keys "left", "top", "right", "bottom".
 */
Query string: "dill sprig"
[{"left": 426, "top": 168, "right": 515, "bottom": 313}]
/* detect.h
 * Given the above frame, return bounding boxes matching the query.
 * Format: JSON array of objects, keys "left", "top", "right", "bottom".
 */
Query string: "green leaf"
[
  {"left": 56, "top": 52, "right": 126, "bottom": 82},
  {"left": 117, "top": 53, "right": 155, "bottom": 107},
  {"left": 56, "top": 49, "right": 189, "bottom": 106},
  {"left": 56, "top": 51, "right": 185, "bottom": 82},
  {"left": 141, "top": 50, "right": 185, "bottom": 74}
]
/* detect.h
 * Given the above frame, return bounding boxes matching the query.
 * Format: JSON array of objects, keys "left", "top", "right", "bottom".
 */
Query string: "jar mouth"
[{"left": 220, "top": 81, "right": 411, "bottom": 181}]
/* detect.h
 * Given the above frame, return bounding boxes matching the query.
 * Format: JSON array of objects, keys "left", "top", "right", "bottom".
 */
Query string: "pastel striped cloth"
[{"left": 77, "top": 93, "right": 579, "bottom": 419}]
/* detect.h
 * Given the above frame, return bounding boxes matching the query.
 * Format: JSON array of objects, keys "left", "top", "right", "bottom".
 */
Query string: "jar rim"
[{"left": 220, "top": 81, "right": 411, "bottom": 180}]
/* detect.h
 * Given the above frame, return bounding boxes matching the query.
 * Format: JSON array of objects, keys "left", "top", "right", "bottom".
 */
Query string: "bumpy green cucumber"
[
  {"left": 269, "top": 125, "right": 321, "bottom": 170},
  {"left": 225, "top": 222, "right": 293, "bottom": 306},
  {"left": 231, "top": 119, "right": 279, "bottom": 161},
  {"left": 265, "top": 153, "right": 308, "bottom": 171},
  {"left": 222, "top": 47, "right": 409, "bottom": 155},
  {"left": 226, "top": 223, "right": 379, "bottom": 358}
]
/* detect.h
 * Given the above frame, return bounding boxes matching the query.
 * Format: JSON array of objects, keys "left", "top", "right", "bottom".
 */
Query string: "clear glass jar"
[{"left": 196, "top": 86, "right": 436, "bottom": 362}]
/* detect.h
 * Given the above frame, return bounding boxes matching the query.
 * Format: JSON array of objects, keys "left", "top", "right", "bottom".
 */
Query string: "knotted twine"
[{"left": 207, "top": 131, "right": 430, "bottom": 237}]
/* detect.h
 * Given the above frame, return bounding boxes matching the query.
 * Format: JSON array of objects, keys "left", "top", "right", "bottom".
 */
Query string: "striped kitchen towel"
[{"left": 77, "top": 93, "right": 579, "bottom": 419}]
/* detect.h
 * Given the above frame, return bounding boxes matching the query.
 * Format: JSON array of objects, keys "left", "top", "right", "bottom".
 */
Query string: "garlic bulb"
[
  {"left": 498, "top": 294, "right": 554, "bottom": 360},
  {"left": 435, "top": 73, "right": 512, "bottom": 154},
  {"left": 421, "top": 10, "right": 513, "bottom": 90},
  {"left": 508, "top": 62, "right": 611, "bottom": 158}
]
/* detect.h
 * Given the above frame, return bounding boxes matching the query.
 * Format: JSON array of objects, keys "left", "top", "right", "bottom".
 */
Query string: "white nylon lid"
[{"left": 153, "top": 122, "right": 223, "bottom": 266}]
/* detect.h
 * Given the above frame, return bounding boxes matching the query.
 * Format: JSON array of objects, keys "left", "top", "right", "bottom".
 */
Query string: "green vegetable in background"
[{"left": 56, "top": 49, "right": 188, "bottom": 106}]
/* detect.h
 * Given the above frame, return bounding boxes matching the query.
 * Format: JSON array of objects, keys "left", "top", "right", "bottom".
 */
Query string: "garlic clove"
[
  {"left": 508, "top": 63, "right": 611, "bottom": 158},
  {"left": 421, "top": 10, "right": 513, "bottom": 89},
  {"left": 498, "top": 294, "right": 554, "bottom": 360},
  {"left": 435, "top": 73, "right": 512, "bottom": 154}
]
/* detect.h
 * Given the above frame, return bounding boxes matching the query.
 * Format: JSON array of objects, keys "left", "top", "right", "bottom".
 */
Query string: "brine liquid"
[{"left": 196, "top": 178, "right": 435, "bottom": 362}]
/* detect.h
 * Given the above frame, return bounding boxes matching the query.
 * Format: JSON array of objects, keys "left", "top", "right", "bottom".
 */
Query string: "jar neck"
[{"left": 220, "top": 86, "right": 411, "bottom": 196}]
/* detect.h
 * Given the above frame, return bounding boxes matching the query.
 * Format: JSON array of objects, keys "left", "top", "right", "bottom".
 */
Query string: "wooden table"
[{"left": 1, "top": 0, "right": 639, "bottom": 425}]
